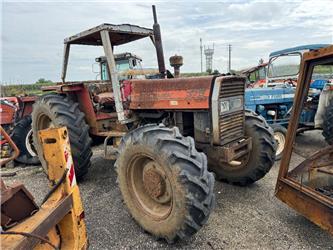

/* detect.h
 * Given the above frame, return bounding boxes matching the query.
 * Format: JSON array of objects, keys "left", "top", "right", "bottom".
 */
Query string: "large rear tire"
[
  {"left": 11, "top": 115, "right": 40, "bottom": 165},
  {"left": 116, "top": 124, "right": 215, "bottom": 242},
  {"left": 32, "top": 94, "right": 92, "bottom": 180},
  {"left": 323, "top": 99, "right": 333, "bottom": 145},
  {"left": 211, "top": 110, "right": 276, "bottom": 186}
]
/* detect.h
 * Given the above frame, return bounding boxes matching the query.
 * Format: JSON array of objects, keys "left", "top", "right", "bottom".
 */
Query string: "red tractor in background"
[
  {"left": 241, "top": 62, "right": 268, "bottom": 88},
  {"left": 0, "top": 96, "right": 39, "bottom": 165},
  {"left": 31, "top": 6, "right": 276, "bottom": 241}
]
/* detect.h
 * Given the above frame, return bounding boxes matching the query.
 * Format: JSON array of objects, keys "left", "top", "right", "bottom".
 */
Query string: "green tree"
[
  {"left": 212, "top": 69, "right": 220, "bottom": 75},
  {"left": 35, "top": 78, "right": 53, "bottom": 84}
]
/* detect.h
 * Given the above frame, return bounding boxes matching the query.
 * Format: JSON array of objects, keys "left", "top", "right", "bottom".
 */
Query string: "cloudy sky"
[{"left": 1, "top": 0, "right": 332, "bottom": 84}]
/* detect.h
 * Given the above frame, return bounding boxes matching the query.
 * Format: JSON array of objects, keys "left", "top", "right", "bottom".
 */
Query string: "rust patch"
[{"left": 143, "top": 168, "right": 165, "bottom": 199}]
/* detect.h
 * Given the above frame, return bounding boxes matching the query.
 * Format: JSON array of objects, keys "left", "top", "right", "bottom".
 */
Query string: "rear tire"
[
  {"left": 11, "top": 115, "right": 40, "bottom": 165},
  {"left": 32, "top": 94, "right": 92, "bottom": 180},
  {"left": 271, "top": 124, "right": 287, "bottom": 161},
  {"left": 211, "top": 110, "right": 276, "bottom": 186},
  {"left": 323, "top": 99, "right": 333, "bottom": 145},
  {"left": 116, "top": 124, "right": 215, "bottom": 242}
]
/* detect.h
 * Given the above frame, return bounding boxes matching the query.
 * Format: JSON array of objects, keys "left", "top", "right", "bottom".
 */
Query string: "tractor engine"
[{"left": 87, "top": 80, "right": 132, "bottom": 113}]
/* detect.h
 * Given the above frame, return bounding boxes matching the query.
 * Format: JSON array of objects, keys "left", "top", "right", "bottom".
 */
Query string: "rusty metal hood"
[{"left": 129, "top": 76, "right": 215, "bottom": 110}]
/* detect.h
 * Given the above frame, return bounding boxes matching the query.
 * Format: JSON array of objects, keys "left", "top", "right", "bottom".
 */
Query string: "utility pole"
[
  {"left": 228, "top": 44, "right": 232, "bottom": 73},
  {"left": 200, "top": 38, "right": 203, "bottom": 73}
]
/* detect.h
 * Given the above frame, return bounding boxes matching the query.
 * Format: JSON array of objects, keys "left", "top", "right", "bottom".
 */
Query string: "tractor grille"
[
  {"left": 219, "top": 79, "right": 245, "bottom": 98},
  {"left": 219, "top": 79, "right": 245, "bottom": 145},
  {"left": 219, "top": 111, "right": 244, "bottom": 145}
]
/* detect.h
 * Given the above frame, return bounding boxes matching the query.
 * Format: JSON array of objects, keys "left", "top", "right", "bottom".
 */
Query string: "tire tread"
[{"left": 116, "top": 124, "right": 215, "bottom": 242}]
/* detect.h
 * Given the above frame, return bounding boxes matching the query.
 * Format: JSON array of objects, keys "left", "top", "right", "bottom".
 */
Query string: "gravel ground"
[{"left": 2, "top": 130, "right": 333, "bottom": 249}]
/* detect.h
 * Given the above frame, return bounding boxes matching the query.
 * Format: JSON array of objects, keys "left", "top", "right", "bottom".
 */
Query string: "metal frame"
[
  {"left": 0, "top": 126, "right": 20, "bottom": 166},
  {"left": 267, "top": 52, "right": 303, "bottom": 79},
  {"left": 275, "top": 45, "right": 333, "bottom": 235},
  {"left": 61, "top": 23, "right": 154, "bottom": 82},
  {"left": 211, "top": 77, "right": 222, "bottom": 144},
  {"left": 100, "top": 30, "right": 126, "bottom": 123},
  {"left": 59, "top": 6, "right": 167, "bottom": 124},
  {"left": 60, "top": 23, "right": 155, "bottom": 124}
]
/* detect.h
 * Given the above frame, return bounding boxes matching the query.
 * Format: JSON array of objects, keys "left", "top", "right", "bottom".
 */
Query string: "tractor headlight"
[
  {"left": 220, "top": 97, "right": 243, "bottom": 114},
  {"left": 230, "top": 98, "right": 242, "bottom": 110},
  {"left": 220, "top": 100, "right": 230, "bottom": 113}
]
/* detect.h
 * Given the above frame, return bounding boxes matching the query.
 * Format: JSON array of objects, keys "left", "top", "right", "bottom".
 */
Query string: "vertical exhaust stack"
[{"left": 152, "top": 5, "right": 166, "bottom": 77}]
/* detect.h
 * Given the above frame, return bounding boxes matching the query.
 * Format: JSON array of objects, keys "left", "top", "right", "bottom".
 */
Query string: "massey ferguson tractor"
[
  {"left": 0, "top": 96, "right": 39, "bottom": 165},
  {"left": 32, "top": 6, "right": 276, "bottom": 241},
  {"left": 94, "top": 53, "right": 159, "bottom": 80}
]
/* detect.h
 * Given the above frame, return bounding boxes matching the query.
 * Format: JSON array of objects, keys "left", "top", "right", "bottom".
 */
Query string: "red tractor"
[
  {"left": 32, "top": 6, "right": 276, "bottom": 241},
  {"left": 0, "top": 96, "right": 39, "bottom": 165}
]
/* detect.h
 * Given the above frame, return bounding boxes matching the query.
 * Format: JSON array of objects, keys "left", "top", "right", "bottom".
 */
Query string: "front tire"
[
  {"left": 271, "top": 124, "right": 287, "bottom": 161},
  {"left": 11, "top": 115, "right": 40, "bottom": 165},
  {"left": 116, "top": 124, "right": 215, "bottom": 242},
  {"left": 323, "top": 99, "right": 333, "bottom": 145},
  {"left": 211, "top": 110, "right": 276, "bottom": 185},
  {"left": 32, "top": 94, "right": 92, "bottom": 180}
]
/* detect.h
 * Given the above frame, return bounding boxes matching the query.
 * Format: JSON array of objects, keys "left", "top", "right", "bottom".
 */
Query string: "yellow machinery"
[{"left": 1, "top": 127, "right": 88, "bottom": 249}]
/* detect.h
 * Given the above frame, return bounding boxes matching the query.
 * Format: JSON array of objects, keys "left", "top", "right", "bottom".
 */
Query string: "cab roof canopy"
[
  {"left": 64, "top": 23, "right": 154, "bottom": 46},
  {"left": 269, "top": 44, "right": 331, "bottom": 57}
]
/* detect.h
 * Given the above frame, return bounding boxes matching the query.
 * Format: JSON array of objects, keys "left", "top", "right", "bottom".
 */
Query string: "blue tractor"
[{"left": 245, "top": 44, "right": 333, "bottom": 160}]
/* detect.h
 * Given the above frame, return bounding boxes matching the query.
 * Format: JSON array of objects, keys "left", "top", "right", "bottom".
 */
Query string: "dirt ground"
[{"left": 2, "top": 130, "right": 333, "bottom": 249}]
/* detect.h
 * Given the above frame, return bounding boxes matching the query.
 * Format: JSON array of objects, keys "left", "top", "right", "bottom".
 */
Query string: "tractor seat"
[{"left": 93, "top": 92, "right": 114, "bottom": 106}]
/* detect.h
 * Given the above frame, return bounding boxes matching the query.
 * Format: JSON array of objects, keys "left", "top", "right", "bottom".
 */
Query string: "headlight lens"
[
  {"left": 230, "top": 98, "right": 242, "bottom": 109},
  {"left": 220, "top": 100, "right": 230, "bottom": 113},
  {"left": 220, "top": 98, "right": 243, "bottom": 114}
]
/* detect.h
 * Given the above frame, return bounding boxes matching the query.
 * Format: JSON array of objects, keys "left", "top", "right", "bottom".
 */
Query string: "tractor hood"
[
  {"left": 129, "top": 76, "right": 215, "bottom": 110},
  {"left": 129, "top": 75, "right": 246, "bottom": 110},
  {"left": 245, "top": 86, "right": 295, "bottom": 109}
]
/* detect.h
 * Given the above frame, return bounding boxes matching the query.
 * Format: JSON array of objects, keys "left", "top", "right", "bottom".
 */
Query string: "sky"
[{"left": 1, "top": 0, "right": 333, "bottom": 84}]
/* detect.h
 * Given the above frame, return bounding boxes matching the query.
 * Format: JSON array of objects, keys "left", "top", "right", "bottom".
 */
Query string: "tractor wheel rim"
[
  {"left": 25, "top": 129, "right": 37, "bottom": 157},
  {"left": 274, "top": 131, "right": 285, "bottom": 156},
  {"left": 128, "top": 154, "right": 172, "bottom": 220},
  {"left": 36, "top": 114, "right": 55, "bottom": 130},
  {"left": 142, "top": 162, "right": 172, "bottom": 204}
]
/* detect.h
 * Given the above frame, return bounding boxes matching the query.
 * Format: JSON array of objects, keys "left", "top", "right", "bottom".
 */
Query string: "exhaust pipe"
[
  {"left": 152, "top": 5, "right": 166, "bottom": 77},
  {"left": 169, "top": 55, "right": 183, "bottom": 78}
]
